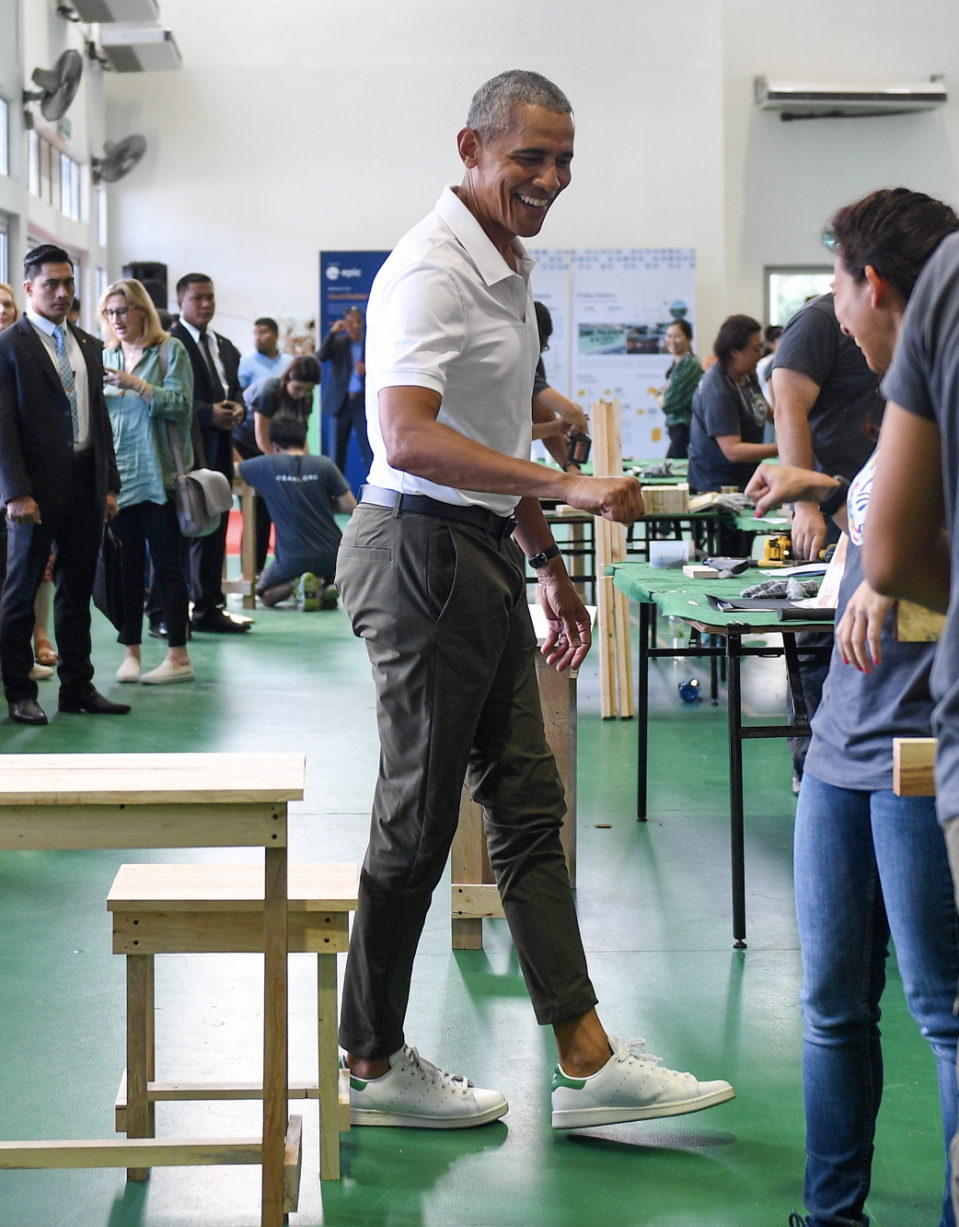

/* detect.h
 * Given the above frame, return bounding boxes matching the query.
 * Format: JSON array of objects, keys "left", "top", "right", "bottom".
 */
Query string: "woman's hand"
[
  {"left": 103, "top": 369, "right": 149, "bottom": 396},
  {"left": 835, "top": 579, "right": 895, "bottom": 673}
]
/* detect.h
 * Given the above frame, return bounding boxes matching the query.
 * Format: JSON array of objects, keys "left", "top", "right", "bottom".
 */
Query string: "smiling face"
[
  {"left": 458, "top": 104, "right": 574, "bottom": 246},
  {"left": 831, "top": 255, "right": 901, "bottom": 374},
  {"left": 344, "top": 311, "right": 364, "bottom": 342},
  {"left": 0, "top": 287, "right": 16, "bottom": 331},
  {"left": 24, "top": 261, "right": 75, "bottom": 325},
  {"left": 727, "top": 332, "right": 764, "bottom": 379},
  {"left": 105, "top": 292, "right": 146, "bottom": 345},
  {"left": 665, "top": 323, "right": 690, "bottom": 357}
]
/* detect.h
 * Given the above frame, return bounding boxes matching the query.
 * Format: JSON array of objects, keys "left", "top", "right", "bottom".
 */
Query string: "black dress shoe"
[
  {"left": 8, "top": 698, "right": 48, "bottom": 725},
  {"left": 59, "top": 688, "right": 131, "bottom": 715},
  {"left": 191, "top": 611, "right": 251, "bottom": 634},
  {"left": 148, "top": 622, "right": 168, "bottom": 639}
]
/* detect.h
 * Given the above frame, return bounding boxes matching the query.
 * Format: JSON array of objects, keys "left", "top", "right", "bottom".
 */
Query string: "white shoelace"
[
  {"left": 612, "top": 1035, "right": 664, "bottom": 1067},
  {"left": 403, "top": 1045, "right": 473, "bottom": 1093}
]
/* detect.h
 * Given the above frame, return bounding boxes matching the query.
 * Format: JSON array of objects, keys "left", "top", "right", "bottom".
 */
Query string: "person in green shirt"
[{"left": 654, "top": 318, "right": 703, "bottom": 458}]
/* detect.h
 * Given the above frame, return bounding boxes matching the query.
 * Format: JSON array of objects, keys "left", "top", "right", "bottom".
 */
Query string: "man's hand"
[
  {"left": 792, "top": 503, "right": 828, "bottom": 561},
  {"left": 6, "top": 495, "right": 40, "bottom": 525},
  {"left": 104, "top": 492, "right": 119, "bottom": 523},
  {"left": 538, "top": 565, "right": 592, "bottom": 672},
  {"left": 564, "top": 475, "right": 645, "bottom": 524},
  {"left": 331, "top": 319, "right": 348, "bottom": 334},
  {"left": 835, "top": 580, "right": 894, "bottom": 673},
  {"left": 745, "top": 464, "right": 839, "bottom": 518},
  {"left": 212, "top": 401, "right": 241, "bottom": 429}
]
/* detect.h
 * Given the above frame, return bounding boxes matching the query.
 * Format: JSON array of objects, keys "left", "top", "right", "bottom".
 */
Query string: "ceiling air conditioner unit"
[
  {"left": 754, "top": 76, "right": 947, "bottom": 121},
  {"left": 98, "top": 23, "right": 181, "bottom": 72},
  {"left": 70, "top": 0, "right": 159, "bottom": 21}
]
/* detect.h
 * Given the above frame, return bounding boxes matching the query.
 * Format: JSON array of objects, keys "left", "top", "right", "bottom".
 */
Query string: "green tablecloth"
[
  {"left": 735, "top": 514, "right": 789, "bottom": 533},
  {"left": 607, "top": 560, "right": 834, "bottom": 630}
]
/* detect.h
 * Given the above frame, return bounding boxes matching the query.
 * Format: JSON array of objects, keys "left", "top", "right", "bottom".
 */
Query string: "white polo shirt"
[{"left": 365, "top": 186, "right": 538, "bottom": 516}]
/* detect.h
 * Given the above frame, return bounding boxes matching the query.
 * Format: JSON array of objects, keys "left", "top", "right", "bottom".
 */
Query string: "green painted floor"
[{"left": 0, "top": 597, "right": 947, "bottom": 1226}]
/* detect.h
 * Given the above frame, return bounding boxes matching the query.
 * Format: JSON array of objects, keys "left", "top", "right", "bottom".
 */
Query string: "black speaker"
[{"left": 123, "top": 261, "right": 168, "bottom": 309}]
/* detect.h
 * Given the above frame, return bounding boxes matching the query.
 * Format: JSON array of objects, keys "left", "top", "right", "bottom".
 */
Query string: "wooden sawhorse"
[
  {"left": 451, "top": 607, "right": 581, "bottom": 950},
  {"left": 109, "top": 861, "right": 356, "bottom": 1181},
  {"left": 0, "top": 752, "right": 303, "bottom": 1227}
]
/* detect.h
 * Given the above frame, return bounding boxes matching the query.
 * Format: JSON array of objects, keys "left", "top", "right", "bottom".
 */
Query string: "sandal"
[{"left": 34, "top": 638, "right": 58, "bottom": 666}]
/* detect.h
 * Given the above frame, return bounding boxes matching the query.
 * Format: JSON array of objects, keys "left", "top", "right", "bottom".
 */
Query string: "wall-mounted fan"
[
  {"left": 23, "top": 50, "right": 83, "bottom": 121},
  {"left": 92, "top": 135, "right": 147, "bottom": 184}
]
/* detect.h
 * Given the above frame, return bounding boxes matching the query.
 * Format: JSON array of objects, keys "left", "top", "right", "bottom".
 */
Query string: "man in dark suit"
[
  {"left": 318, "top": 308, "right": 371, "bottom": 475},
  {"left": 0, "top": 244, "right": 130, "bottom": 725},
  {"left": 170, "top": 273, "right": 250, "bottom": 634}
]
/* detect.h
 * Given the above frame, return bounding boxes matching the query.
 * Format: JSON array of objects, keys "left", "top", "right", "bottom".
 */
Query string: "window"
[
  {"left": 96, "top": 264, "right": 108, "bottom": 304},
  {"left": 26, "top": 130, "right": 82, "bottom": 221},
  {"left": 0, "top": 220, "right": 8, "bottom": 284},
  {"left": 96, "top": 186, "right": 108, "bottom": 247},
  {"left": 766, "top": 267, "right": 834, "bottom": 327},
  {"left": 0, "top": 98, "right": 8, "bottom": 177},
  {"left": 27, "top": 130, "right": 39, "bottom": 196}
]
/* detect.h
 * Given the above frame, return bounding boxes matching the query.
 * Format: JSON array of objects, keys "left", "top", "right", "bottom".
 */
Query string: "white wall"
[{"left": 106, "top": 0, "right": 959, "bottom": 353}]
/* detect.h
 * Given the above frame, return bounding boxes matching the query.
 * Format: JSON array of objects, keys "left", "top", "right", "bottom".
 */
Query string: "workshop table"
[
  {"left": 0, "top": 752, "right": 305, "bottom": 1227},
  {"left": 608, "top": 561, "right": 834, "bottom": 947}
]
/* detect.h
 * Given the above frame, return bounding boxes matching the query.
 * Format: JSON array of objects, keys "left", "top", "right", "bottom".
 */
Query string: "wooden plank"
[
  {"left": 452, "top": 883, "right": 505, "bottom": 919},
  {"left": 0, "top": 752, "right": 305, "bottom": 805},
  {"left": 897, "top": 600, "right": 946, "bottom": 643},
  {"left": 108, "top": 862, "right": 357, "bottom": 910},
  {"left": 535, "top": 654, "right": 577, "bottom": 885},
  {"left": 235, "top": 477, "right": 259, "bottom": 611},
  {"left": 338, "top": 1068, "right": 352, "bottom": 1133},
  {"left": 113, "top": 910, "right": 348, "bottom": 955},
  {"left": 0, "top": 1138, "right": 265, "bottom": 1169},
  {"left": 0, "top": 804, "right": 286, "bottom": 852},
  {"left": 119, "top": 1078, "right": 320, "bottom": 1104},
  {"left": 317, "top": 953, "right": 341, "bottom": 1180},
  {"left": 283, "top": 1116, "right": 303, "bottom": 1214},
  {"left": 261, "top": 847, "right": 288, "bottom": 1227},
  {"left": 450, "top": 789, "right": 494, "bottom": 949},
  {"left": 893, "top": 737, "right": 936, "bottom": 797},
  {"left": 125, "top": 954, "right": 155, "bottom": 1180}
]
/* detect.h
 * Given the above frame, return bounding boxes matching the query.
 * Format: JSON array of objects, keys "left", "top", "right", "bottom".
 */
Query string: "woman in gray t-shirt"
[{"left": 746, "top": 188, "right": 959, "bottom": 1227}]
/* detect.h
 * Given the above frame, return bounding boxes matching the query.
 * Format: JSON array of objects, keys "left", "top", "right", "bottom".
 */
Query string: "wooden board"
[
  {"left": 452, "top": 884, "right": 506, "bottom": 919},
  {"left": 0, "top": 804, "right": 286, "bottom": 852},
  {"left": 893, "top": 737, "right": 936, "bottom": 797},
  {"left": 112, "top": 910, "right": 348, "bottom": 955},
  {"left": 0, "top": 752, "right": 305, "bottom": 805},
  {"left": 897, "top": 600, "right": 946, "bottom": 643},
  {"left": 109, "top": 863, "right": 357, "bottom": 911}
]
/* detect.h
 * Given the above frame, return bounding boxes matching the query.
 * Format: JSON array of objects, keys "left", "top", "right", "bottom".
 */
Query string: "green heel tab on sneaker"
[
  {"left": 551, "top": 1066, "right": 587, "bottom": 1092},
  {"left": 349, "top": 1075, "right": 368, "bottom": 1092}
]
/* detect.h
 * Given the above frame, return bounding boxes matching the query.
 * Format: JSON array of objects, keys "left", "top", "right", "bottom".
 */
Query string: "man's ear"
[{"left": 457, "top": 126, "right": 481, "bottom": 168}]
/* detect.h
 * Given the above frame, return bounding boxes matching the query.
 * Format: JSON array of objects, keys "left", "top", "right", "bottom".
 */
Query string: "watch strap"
[
  {"left": 527, "top": 543, "right": 561, "bottom": 570},
  {"left": 819, "top": 476, "right": 849, "bottom": 517}
]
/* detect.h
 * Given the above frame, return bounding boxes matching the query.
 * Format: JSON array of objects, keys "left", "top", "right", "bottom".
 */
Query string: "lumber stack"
[
  {"left": 591, "top": 398, "right": 635, "bottom": 719},
  {"left": 640, "top": 484, "right": 690, "bottom": 515}
]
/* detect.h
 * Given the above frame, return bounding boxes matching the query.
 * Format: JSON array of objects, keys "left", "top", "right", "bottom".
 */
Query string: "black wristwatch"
[
  {"left": 819, "top": 476, "right": 849, "bottom": 517},
  {"left": 527, "top": 543, "right": 561, "bottom": 570}
]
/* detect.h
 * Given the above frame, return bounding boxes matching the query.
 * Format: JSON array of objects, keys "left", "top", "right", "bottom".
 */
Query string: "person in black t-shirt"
[{"left": 237, "top": 413, "right": 356, "bottom": 609}]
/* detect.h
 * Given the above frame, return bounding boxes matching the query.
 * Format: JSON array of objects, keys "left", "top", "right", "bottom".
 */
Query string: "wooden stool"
[
  {"left": 450, "top": 606, "right": 587, "bottom": 950},
  {"left": 108, "top": 862, "right": 357, "bottom": 1182}
]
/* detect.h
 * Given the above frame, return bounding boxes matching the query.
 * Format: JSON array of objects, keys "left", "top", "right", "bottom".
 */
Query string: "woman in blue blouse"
[{"left": 100, "top": 279, "right": 196, "bottom": 684}]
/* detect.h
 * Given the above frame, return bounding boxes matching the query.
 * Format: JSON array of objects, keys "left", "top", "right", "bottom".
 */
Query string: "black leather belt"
[{"left": 359, "top": 484, "right": 517, "bottom": 539}]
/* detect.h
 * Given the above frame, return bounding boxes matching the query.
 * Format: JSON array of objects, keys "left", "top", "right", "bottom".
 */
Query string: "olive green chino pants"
[{"left": 336, "top": 503, "right": 597, "bottom": 1059}]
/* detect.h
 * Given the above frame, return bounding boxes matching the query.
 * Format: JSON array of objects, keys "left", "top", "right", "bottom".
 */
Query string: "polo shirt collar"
[{"left": 436, "top": 186, "right": 535, "bottom": 287}]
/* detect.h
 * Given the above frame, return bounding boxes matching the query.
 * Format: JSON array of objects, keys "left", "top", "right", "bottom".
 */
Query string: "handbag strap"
[{"left": 159, "top": 337, "right": 187, "bottom": 479}]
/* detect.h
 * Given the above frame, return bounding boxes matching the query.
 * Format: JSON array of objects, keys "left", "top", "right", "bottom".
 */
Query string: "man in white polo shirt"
[{"left": 336, "top": 70, "right": 735, "bottom": 1131}]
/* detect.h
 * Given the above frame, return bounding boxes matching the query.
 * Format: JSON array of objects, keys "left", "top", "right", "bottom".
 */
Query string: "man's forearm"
[{"left": 513, "top": 495, "right": 559, "bottom": 560}]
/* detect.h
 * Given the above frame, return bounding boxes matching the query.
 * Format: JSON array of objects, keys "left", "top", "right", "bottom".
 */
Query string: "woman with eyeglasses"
[{"left": 99, "top": 278, "right": 196, "bottom": 684}]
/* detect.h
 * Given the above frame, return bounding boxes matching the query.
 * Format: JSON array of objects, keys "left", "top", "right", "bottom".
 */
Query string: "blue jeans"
[{"left": 795, "top": 773, "right": 959, "bottom": 1227}]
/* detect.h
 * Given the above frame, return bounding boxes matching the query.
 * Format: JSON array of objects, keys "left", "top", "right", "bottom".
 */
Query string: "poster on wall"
[
  {"left": 528, "top": 248, "right": 572, "bottom": 461},
  {"left": 570, "top": 249, "right": 696, "bottom": 460},
  {"left": 318, "top": 250, "right": 390, "bottom": 487}
]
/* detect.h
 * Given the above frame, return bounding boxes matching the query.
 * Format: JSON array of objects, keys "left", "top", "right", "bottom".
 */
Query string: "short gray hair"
[{"left": 466, "top": 70, "right": 572, "bottom": 140}]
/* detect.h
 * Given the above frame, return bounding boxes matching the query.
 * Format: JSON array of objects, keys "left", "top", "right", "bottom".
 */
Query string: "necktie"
[
  {"left": 198, "top": 330, "right": 226, "bottom": 402},
  {"left": 53, "top": 325, "right": 80, "bottom": 444}
]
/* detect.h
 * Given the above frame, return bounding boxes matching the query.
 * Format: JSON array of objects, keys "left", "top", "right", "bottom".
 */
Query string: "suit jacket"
[
  {"left": 0, "top": 316, "right": 121, "bottom": 515},
  {"left": 318, "top": 329, "right": 365, "bottom": 418},
  {"left": 170, "top": 321, "right": 243, "bottom": 480}
]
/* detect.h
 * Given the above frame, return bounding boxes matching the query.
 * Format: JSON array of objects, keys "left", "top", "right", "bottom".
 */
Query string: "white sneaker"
[
  {"left": 551, "top": 1034, "right": 734, "bottom": 1129},
  {"left": 348, "top": 1045, "right": 508, "bottom": 1129},
  {"left": 141, "top": 660, "right": 195, "bottom": 685},
  {"left": 116, "top": 657, "right": 140, "bottom": 683}
]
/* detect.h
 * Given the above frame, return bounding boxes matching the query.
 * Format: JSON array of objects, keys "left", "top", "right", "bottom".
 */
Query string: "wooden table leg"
[
  {"left": 317, "top": 953, "right": 340, "bottom": 1180},
  {"left": 451, "top": 791, "right": 495, "bottom": 950},
  {"left": 125, "top": 953, "right": 155, "bottom": 1182},
  {"left": 241, "top": 481, "right": 258, "bottom": 610},
  {"left": 261, "top": 846, "right": 288, "bottom": 1227}
]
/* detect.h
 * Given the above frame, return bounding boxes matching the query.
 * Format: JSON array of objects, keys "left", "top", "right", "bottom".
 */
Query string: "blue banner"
[{"left": 318, "top": 250, "right": 390, "bottom": 492}]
